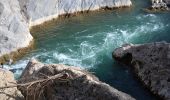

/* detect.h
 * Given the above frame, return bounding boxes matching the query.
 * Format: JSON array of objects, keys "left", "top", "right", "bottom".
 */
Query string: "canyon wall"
[
  {"left": 19, "top": 0, "right": 132, "bottom": 27},
  {"left": 0, "top": 0, "right": 132, "bottom": 62},
  {"left": 0, "top": 0, "right": 33, "bottom": 61}
]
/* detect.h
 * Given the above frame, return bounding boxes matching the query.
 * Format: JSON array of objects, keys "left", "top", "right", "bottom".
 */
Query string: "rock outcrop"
[
  {"left": 112, "top": 42, "right": 170, "bottom": 100},
  {"left": 18, "top": 59, "right": 135, "bottom": 100},
  {"left": 151, "top": 0, "right": 169, "bottom": 10},
  {"left": 19, "top": 0, "right": 132, "bottom": 27},
  {"left": 0, "top": 69, "right": 23, "bottom": 100},
  {"left": 0, "top": 0, "right": 33, "bottom": 62}
]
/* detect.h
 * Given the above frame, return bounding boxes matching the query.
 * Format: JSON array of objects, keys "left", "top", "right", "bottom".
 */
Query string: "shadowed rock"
[
  {"left": 18, "top": 59, "right": 135, "bottom": 100},
  {"left": 113, "top": 42, "right": 170, "bottom": 100},
  {"left": 164, "top": 0, "right": 170, "bottom": 6}
]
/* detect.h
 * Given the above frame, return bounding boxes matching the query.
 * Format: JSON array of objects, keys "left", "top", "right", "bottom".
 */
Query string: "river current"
[{"left": 4, "top": 0, "right": 170, "bottom": 100}]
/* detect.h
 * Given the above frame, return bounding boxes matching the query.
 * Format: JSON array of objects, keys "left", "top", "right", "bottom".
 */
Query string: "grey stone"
[
  {"left": 18, "top": 59, "right": 135, "bottom": 100},
  {"left": 0, "top": 0, "right": 33, "bottom": 58},
  {"left": 0, "top": 69, "right": 24, "bottom": 100},
  {"left": 113, "top": 42, "right": 170, "bottom": 100},
  {"left": 151, "top": 0, "right": 169, "bottom": 10},
  {"left": 20, "top": 0, "right": 132, "bottom": 26},
  {"left": 164, "top": 0, "right": 170, "bottom": 5}
]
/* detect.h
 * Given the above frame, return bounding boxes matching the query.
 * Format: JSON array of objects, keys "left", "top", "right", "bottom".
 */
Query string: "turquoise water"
[{"left": 6, "top": 0, "right": 170, "bottom": 100}]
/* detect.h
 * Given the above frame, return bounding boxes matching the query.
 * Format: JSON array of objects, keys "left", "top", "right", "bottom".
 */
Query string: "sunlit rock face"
[
  {"left": 0, "top": 69, "right": 24, "bottom": 100},
  {"left": 19, "top": 0, "right": 132, "bottom": 26},
  {"left": 0, "top": 0, "right": 33, "bottom": 57}
]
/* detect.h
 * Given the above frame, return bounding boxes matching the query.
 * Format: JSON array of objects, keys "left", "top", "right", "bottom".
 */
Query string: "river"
[{"left": 5, "top": 0, "right": 170, "bottom": 100}]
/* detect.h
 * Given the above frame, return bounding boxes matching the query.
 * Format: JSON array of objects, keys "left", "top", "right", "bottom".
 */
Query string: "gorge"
[{"left": 0, "top": 0, "right": 170, "bottom": 100}]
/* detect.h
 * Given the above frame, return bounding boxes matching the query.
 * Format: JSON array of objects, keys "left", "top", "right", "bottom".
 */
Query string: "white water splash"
[{"left": 6, "top": 13, "right": 167, "bottom": 76}]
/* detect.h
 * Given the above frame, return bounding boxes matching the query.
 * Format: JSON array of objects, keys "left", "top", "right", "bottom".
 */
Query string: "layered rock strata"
[
  {"left": 113, "top": 42, "right": 170, "bottom": 100},
  {"left": 18, "top": 59, "right": 135, "bottom": 100}
]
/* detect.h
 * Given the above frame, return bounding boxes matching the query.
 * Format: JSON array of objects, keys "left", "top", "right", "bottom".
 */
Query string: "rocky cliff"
[
  {"left": 113, "top": 42, "right": 170, "bottom": 100},
  {"left": 19, "top": 0, "right": 132, "bottom": 27},
  {"left": 0, "top": 0, "right": 132, "bottom": 63},
  {"left": 0, "top": 0, "right": 33, "bottom": 62},
  {"left": 18, "top": 59, "right": 135, "bottom": 100}
]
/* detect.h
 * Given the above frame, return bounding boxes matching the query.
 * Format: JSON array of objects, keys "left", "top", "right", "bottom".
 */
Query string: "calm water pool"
[{"left": 6, "top": 0, "right": 170, "bottom": 99}]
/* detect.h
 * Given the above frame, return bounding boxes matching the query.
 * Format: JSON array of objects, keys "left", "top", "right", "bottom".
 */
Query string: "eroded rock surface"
[
  {"left": 113, "top": 42, "right": 170, "bottom": 100},
  {"left": 19, "top": 0, "right": 132, "bottom": 26},
  {"left": 0, "top": 0, "right": 33, "bottom": 58},
  {"left": 151, "top": 0, "right": 169, "bottom": 10},
  {"left": 18, "top": 59, "right": 135, "bottom": 100},
  {"left": 0, "top": 69, "right": 23, "bottom": 100}
]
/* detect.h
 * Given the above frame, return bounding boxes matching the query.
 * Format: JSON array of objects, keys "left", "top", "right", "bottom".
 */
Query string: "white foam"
[{"left": 10, "top": 13, "right": 167, "bottom": 76}]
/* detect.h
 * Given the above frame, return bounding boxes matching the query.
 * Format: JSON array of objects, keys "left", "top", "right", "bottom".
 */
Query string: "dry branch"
[{"left": 0, "top": 72, "right": 71, "bottom": 100}]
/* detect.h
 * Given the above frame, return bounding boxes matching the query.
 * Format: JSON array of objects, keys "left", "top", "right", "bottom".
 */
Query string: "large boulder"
[
  {"left": 112, "top": 42, "right": 170, "bottom": 100},
  {"left": 0, "top": 0, "right": 33, "bottom": 62},
  {"left": 0, "top": 69, "right": 23, "bottom": 100},
  {"left": 18, "top": 59, "right": 135, "bottom": 100}
]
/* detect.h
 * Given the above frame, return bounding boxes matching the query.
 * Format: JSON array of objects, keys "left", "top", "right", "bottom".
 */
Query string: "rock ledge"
[{"left": 113, "top": 42, "right": 170, "bottom": 100}]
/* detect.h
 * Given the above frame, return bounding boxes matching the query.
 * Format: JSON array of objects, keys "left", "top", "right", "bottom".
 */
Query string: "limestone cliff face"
[
  {"left": 19, "top": 0, "right": 132, "bottom": 27},
  {"left": 0, "top": 0, "right": 33, "bottom": 58}
]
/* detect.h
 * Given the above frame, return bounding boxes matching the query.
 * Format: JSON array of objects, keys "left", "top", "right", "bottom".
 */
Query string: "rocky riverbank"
[
  {"left": 112, "top": 42, "right": 170, "bottom": 100},
  {"left": 149, "top": 0, "right": 170, "bottom": 10},
  {"left": 0, "top": 0, "right": 132, "bottom": 64},
  {"left": 0, "top": 59, "right": 135, "bottom": 100}
]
